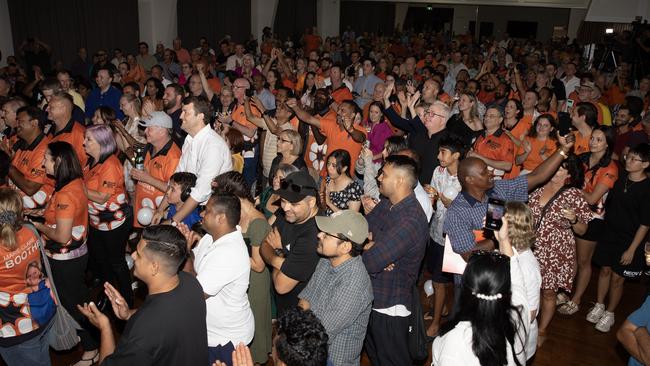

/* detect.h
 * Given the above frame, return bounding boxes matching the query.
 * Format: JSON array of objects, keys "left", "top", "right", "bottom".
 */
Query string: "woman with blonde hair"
[
  {"left": 446, "top": 92, "right": 484, "bottom": 147},
  {"left": 0, "top": 188, "right": 52, "bottom": 366}
]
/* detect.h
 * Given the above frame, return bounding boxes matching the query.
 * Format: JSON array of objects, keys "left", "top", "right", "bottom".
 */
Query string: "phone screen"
[{"left": 485, "top": 198, "right": 505, "bottom": 231}]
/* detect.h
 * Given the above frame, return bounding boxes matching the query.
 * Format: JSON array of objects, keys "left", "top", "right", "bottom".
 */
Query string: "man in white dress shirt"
[{"left": 153, "top": 95, "right": 231, "bottom": 224}]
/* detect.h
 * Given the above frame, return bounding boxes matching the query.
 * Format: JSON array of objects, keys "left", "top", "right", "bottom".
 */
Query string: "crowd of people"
[{"left": 0, "top": 22, "right": 649, "bottom": 366}]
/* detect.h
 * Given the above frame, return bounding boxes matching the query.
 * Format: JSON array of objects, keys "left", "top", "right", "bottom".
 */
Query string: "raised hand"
[{"left": 104, "top": 282, "right": 134, "bottom": 321}]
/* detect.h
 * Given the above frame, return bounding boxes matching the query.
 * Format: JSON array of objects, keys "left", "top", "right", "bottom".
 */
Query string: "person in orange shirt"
[
  {"left": 8, "top": 106, "right": 54, "bottom": 211},
  {"left": 362, "top": 82, "right": 386, "bottom": 121},
  {"left": 328, "top": 65, "right": 353, "bottom": 105},
  {"left": 570, "top": 102, "right": 598, "bottom": 156},
  {"left": 126, "top": 53, "right": 146, "bottom": 86},
  {"left": 46, "top": 93, "right": 87, "bottom": 166},
  {"left": 469, "top": 107, "right": 515, "bottom": 179},
  {"left": 173, "top": 37, "right": 191, "bottom": 65},
  {"left": 131, "top": 112, "right": 181, "bottom": 228},
  {"left": 288, "top": 96, "right": 366, "bottom": 178},
  {"left": 32, "top": 141, "right": 98, "bottom": 364},
  {"left": 82, "top": 125, "right": 133, "bottom": 307},
  {"left": 302, "top": 27, "right": 322, "bottom": 53},
  {"left": 0, "top": 98, "right": 27, "bottom": 150},
  {"left": 516, "top": 114, "right": 558, "bottom": 173}
]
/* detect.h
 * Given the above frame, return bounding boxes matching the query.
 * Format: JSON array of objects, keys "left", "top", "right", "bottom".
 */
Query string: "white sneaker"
[
  {"left": 586, "top": 303, "right": 605, "bottom": 323},
  {"left": 595, "top": 311, "right": 615, "bottom": 332}
]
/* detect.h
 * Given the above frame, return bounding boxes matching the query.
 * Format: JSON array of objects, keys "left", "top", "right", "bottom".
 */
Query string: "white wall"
[
  {"left": 394, "top": 3, "right": 409, "bottom": 31},
  {"left": 138, "top": 0, "right": 178, "bottom": 49},
  {"left": 251, "top": 0, "right": 278, "bottom": 42},
  {"left": 317, "top": 0, "right": 341, "bottom": 38},
  {"left": 567, "top": 8, "right": 587, "bottom": 41},
  {"left": 586, "top": 0, "right": 650, "bottom": 23},
  {"left": 0, "top": 0, "right": 14, "bottom": 67}
]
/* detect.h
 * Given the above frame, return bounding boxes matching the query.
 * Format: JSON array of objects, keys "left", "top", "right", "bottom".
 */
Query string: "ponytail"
[{"left": 0, "top": 189, "right": 23, "bottom": 251}]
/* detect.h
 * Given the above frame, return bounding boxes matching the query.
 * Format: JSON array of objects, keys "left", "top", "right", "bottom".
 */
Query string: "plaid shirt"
[
  {"left": 363, "top": 193, "right": 429, "bottom": 310},
  {"left": 443, "top": 176, "right": 528, "bottom": 284},
  {"left": 299, "top": 257, "right": 373, "bottom": 366}
]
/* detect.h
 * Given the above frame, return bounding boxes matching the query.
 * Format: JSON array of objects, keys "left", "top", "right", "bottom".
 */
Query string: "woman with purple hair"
[{"left": 83, "top": 124, "right": 133, "bottom": 307}]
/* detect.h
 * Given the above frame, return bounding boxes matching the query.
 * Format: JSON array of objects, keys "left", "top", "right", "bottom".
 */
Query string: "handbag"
[
  {"left": 24, "top": 223, "right": 82, "bottom": 351},
  {"left": 407, "top": 284, "right": 429, "bottom": 361}
]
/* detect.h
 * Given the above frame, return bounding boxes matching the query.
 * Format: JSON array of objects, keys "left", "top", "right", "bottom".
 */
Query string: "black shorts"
[
  {"left": 577, "top": 218, "right": 607, "bottom": 242},
  {"left": 593, "top": 240, "right": 645, "bottom": 279},
  {"left": 426, "top": 239, "right": 453, "bottom": 284}
]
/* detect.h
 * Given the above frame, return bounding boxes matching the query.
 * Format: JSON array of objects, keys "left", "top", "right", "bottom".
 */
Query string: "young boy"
[
  {"left": 426, "top": 137, "right": 465, "bottom": 337},
  {"left": 166, "top": 172, "right": 202, "bottom": 227}
]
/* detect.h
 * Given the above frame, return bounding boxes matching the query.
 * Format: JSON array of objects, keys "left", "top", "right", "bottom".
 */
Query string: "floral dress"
[
  {"left": 325, "top": 177, "right": 363, "bottom": 216},
  {"left": 529, "top": 187, "right": 594, "bottom": 292}
]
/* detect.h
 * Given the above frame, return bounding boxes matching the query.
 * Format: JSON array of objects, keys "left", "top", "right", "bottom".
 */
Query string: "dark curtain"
[
  {"left": 273, "top": 0, "right": 317, "bottom": 45},
  {"left": 8, "top": 0, "right": 139, "bottom": 74},
  {"left": 340, "top": 1, "right": 395, "bottom": 36},
  {"left": 177, "top": 0, "right": 251, "bottom": 50}
]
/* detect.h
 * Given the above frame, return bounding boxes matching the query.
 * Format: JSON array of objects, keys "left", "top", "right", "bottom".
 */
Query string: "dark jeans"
[
  {"left": 364, "top": 311, "right": 411, "bottom": 366},
  {"left": 48, "top": 254, "right": 98, "bottom": 351},
  {"left": 208, "top": 341, "right": 235, "bottom": 366},
  {"left": 88, "top": 222, "right": 134, "bottom": 306}
]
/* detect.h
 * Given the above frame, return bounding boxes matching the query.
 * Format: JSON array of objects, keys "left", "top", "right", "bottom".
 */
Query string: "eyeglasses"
[
  {"left": 280, "top": 180, "right": 316, "bottom": 194},
  {"left": 425, "top": 110, "right": 447, "bottom": 119},
  {"left": 624, "top": 154, "right": 645, "bottom": 163},
  {"left": 324, "top": 232, "right": 349, "bottom": 241},
  {"left": 279, "top": 138, "right": 292, "bottom": 144}
]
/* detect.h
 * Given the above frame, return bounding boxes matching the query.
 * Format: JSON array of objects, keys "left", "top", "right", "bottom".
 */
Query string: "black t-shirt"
[
  {"left": 103, "top": 272, "right": 208, "bottom": 366},
  {"left": 601, "top": 173, "right": 650, "bottom": 245},
  {"left": 273, "top": 211, "right": 320, "bottom": 317},
  {"left": 551, "top": 78, "right": 567, "bottom": 101}
]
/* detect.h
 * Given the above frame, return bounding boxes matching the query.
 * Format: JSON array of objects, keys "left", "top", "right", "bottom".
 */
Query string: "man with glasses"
[
  {"left": 384, "top": 97, "right": 451, "bottom": 184},
  {"left": 298, "top": 210, "right": 373, "bottom": 366},
  {"left": 467, "top": 107, "right": 515, "bottom": 180},
  {"left": 78, "top": 225, "right": 208, "bottom": 365},
  {"left": 261, "top": 170, "right": 321, "bottom": 317}
]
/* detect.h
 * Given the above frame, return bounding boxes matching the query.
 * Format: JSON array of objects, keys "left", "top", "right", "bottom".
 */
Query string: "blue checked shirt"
[{"left": 444, "top": 176, "right": 528, "bottom": 255}]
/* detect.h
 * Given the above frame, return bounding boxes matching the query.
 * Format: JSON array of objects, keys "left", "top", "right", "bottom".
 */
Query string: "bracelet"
[{"left": 569, "top": 217, "right": 578, "bottom": 225}]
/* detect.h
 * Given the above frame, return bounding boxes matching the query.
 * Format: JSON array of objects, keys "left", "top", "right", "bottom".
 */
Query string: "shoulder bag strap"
[
  {"left": 23, "top": 223, "right": 63, "bottom": 306},
  {"left": 535, "top": 186, "right": 568, "bottom": 230}
]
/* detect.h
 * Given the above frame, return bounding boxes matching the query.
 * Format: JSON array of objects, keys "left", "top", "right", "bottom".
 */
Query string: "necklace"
[{"left": 624, "top": 176, "right": 645, "bottom": 193}]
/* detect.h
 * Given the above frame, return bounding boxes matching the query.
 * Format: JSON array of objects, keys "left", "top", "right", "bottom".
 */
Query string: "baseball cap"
[
  {"left": 315, "top": 210, "right": 369, "bottom": 245},
  {"left": 139, "top": 111, "right": 173, "bottom": 128},
  {"left": 275, "top": 170, "right": 318, "bottom": 203},
  {"left": 576, "top": 81, "right": 596, "bottom": 91}
]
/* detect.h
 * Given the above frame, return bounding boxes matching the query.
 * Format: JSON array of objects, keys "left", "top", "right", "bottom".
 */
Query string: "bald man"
[{"left": 444, "top": 133, "right": 575, "bottom": 266}]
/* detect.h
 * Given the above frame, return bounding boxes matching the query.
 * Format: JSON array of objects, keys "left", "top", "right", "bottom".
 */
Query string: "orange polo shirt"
[
  {"left": 43, "top": 178, "right": 88, "bottom": 254},
  {"left": 473, "top": 128, "right": 515, "bottom": 178},
  {"left": 83, "top": 155, "right": 129, "bottom": 231},
  {"left": 573, "top": 129, "right": 591, "bottom": 155},
  {"left": 50, "top": 119, "right": 87, "bottom": 167},
  {"left": 134, "top": 140, "right": 181, "bottom": 227},
  {"left": 11, "top": 134, "right": 54, "bottom": 210},
  {"left": 583, "top": 160, "right": 618, "bottom": 217},
  {"left": 517, "top": 137, "right": 558, "bottom": 171},
  {"left": 319, "top": 116, "right": 366, "bottom": 177},
  {"left": 331, "top": 85, "right": 353, "bottom": 105}
]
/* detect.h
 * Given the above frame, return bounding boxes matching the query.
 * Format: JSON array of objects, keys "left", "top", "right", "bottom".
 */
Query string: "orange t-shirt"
[
  {"left": 134, "top": 141, "right": 181, "bottom": 227},
  {"left": 43, "top": 178, "right": 88, "bottom": 254},
  {"left": 50, "top": 120, "right": 87, "bottom": 167},
  {"left": 11, "top": 134, "right": 55, "bottom": 210},
  {"left": 232, "top": 103, "right": 261, "bottom": 158},
  {"left": 573, "top": 130, "right": 591, "bottom": 155},
  {"left": 517, "top": 137, "right": 558, "bottom": 171},
  {"left": 207, "top": 78, "right": 222, "bottom": 95},
  {"left": 303, "top": 34, "right": 322, "bottom": 53},
  {"left": 304, "top": 110, "right": 337, "bottom": 175},
  {"left": 83, "top": 155, "right": 129, "bottom": 231},
  {"left": 331, "top": 85, "right": 353, "bottom": 105},
  {"left": 583, "top": 160, "right": 618, "bottom": 217},
  {"left": 0, "top": 226, "right": 43, "bottom": 332},
  {"left": 473, "top": 129, "right": 515, "bottom": 178},
  {"left": 319, "top": 117, "right": 366, "bottom": 176}
]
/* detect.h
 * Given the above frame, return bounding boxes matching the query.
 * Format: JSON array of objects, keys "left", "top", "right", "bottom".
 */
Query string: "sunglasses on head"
[{"left": 280, "top": 179, "right": 316, "bottom": 194}]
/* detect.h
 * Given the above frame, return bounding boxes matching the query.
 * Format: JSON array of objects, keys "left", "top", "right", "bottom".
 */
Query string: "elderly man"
[
  {"left": 47, "top": 93, "right": 87, "bottom": 166},
  {"left": 261, "top": 171, "right": 321, "bottom": 317},
  {"left": 132, "top": 111, "right": 181, "bottom": 228},
  {"left": 56, "top": 70, "right": 85, "bottom": 111},
  {"left": 85, "top": 67, "right": 123, "bottom": 120}
]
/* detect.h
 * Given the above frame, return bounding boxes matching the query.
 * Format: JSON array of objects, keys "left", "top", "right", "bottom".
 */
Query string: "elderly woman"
[
  {"left": 32, "top": 141, "right": 98, "bottom": 365},
  {"left": 83, "top": 125, "right": 133, "bottom": 307}
]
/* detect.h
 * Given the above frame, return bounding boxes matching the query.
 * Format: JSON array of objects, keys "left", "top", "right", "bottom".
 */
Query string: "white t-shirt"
[
  {"left": 432, "top": 253, "right": 531, "bottom": 365},
  {"left": 414, "top": 182, "right": 434, "bottom": 222},
  {"left": 193, "top": 230, "right": 254, "bottom": 347},
  {"left": 518, "top": 248, "right": 541, "bottom": 359},
  {"left": 430, "top": 166, "right": 461, "bottom": 245}
]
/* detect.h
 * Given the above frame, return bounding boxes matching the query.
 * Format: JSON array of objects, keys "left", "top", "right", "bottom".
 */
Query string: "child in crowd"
[
  {"left": 166, "top": 172, "right": 201, "bottom": 227},
  {"left": 426, "top": 137, "right": 465, "bottom": 338},
  {"left": 225, "top": 128, "right": 245, "bottom": 174}
]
